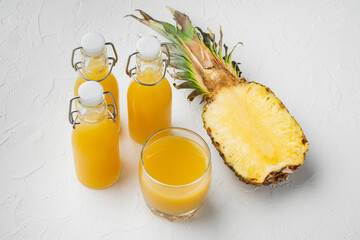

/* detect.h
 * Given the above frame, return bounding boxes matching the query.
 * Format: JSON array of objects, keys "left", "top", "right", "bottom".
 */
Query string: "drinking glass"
[{"left": 139, "top": 127, "right": 211, "bottom": 221}]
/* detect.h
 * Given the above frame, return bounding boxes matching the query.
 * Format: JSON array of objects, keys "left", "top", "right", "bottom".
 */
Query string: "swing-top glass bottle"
[
  {"left": 126, "top": 36, "right": 172, "bottom": 144},
  {"left": 69, "top": 81, "right": 120, "bottom": 189}
]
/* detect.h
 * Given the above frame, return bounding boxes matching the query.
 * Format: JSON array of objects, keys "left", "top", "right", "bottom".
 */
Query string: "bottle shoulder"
[
  {"left": 73, "top": 118, "right": 118, "bottom": 135},
  {"left": 75, "top": 71, "right": 118, "bottom": 82},
  {"left": 75, "top": 73, "right": 119, "bottom": 94},
  {"left": 128, "top": 76, "right": 172, "bottom": 101},
  {"left": 71, "top": 119, "right": 119, "bottom": 149},
  {"left": 128, "top": 75, "right": 171, "bottom": 89}
]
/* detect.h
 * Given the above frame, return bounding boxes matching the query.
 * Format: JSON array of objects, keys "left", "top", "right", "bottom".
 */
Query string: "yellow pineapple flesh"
[{"left": 203, "top": 83, "right": 308, "bottom": 185}]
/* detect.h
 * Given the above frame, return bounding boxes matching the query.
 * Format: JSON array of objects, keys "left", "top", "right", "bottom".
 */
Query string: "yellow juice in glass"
[
  {"left": 139, "top": 128, "right": 211, "bottom": 220},
  {"left": 127, "top": 68, "right": 172, "bottom": 144}
]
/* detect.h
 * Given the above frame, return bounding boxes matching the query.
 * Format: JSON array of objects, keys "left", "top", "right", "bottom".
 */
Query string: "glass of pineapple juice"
[{"left": 139, "top": 127, "right": 211, "bottom": 221}]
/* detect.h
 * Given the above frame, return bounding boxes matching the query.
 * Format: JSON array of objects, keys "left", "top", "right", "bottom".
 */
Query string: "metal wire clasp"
[
  {"left": 68, "top": 91, "right": 118, "bottom": 129},
  {"left": 69, "top": 96, "right": 80, "bottom": 129},
  {"left": 125, "top": 43, "right": 170, "bottom": 86},
  {"left": 71, "top": 42, "right": 118, "bottom": 82},
  {"left": 103, "top": 91, "right": 118, "bottom": 123}
]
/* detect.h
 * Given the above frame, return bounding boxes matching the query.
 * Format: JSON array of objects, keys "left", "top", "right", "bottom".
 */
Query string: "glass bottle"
[
  {"left": 71, "top": 32, "right": 120, "bottom": 131},
  {"left": 69, "top": 81, "right": 120, "bottom": 189},
  {"left": 126, "top": 36, "right": 172, "bottom": 144}
]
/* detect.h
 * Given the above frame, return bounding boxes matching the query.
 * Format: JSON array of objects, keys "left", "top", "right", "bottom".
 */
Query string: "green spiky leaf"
[{"left": 127, "top": 8, "right": 244, "bottom": 101}]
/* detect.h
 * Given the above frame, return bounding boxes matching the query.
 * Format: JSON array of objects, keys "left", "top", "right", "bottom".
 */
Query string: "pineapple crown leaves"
[
  {"left": 195, "top": 26, "right": 243, "bottom": 77},
  {"left": 126, "top": 8, "right": 243, "bottom": 102}
]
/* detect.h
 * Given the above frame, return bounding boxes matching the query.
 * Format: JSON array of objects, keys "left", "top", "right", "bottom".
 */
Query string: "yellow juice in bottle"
[
  {"left": 72, "top": 119, "right": 120, "bottom": 189},
  {"left": 127, "top": 68, "right": 172, "bottom": 144},
  {"left": 140, "top": 135, "right": 211, "bottom": 215}
]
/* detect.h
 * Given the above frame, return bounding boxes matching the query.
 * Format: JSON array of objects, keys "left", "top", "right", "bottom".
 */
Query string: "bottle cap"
[
  {"left": 136, "top": 36, "right": 161, "bottom": 60},
  {"left": 81, "top": 32, "right": 106, "bottom": 57},
  {"left": 78, "top": 81, "right": 104, "bottom": 107}
]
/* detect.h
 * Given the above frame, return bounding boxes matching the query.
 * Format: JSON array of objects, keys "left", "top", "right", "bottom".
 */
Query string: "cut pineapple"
[
  {"left": 129, "top": 8, "right": 309, "bottom": 185},
  {"left": 203, "top": 83, "right": 308, "bottom": 184}
]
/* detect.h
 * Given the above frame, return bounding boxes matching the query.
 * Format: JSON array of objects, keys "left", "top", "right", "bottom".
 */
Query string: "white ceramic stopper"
[
  {"left": 81, "top": 32, "right": 106, "bottom": 57},
  {"left": 136, "top": 36, "right": 161, "bottom": 60},
  {"left": 78, "top": 81, "right": 104, "bottom": 107}
]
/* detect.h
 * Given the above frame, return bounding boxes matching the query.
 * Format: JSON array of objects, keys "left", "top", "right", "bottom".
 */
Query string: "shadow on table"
[{"left": 182, "top": 196, "right": 220, "bottom": 227}]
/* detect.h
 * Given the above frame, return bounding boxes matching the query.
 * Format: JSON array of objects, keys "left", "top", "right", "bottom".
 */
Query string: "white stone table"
[{"left": 0, "top": 0, "right": 359, "bottom": 239}]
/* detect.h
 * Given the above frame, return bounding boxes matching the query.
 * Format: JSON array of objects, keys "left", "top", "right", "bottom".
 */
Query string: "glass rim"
[{"left": 140, "top": 127, "right": 211, "bottom": 188}]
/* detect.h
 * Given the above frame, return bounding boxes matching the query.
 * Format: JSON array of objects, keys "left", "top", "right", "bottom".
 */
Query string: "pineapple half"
[{"left": 128, "top": 8, "right": 308, "bottom": 185}]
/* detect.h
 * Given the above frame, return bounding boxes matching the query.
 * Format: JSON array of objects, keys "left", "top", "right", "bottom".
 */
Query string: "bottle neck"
[
  {"left": 78, "top": 98, "right": 107, "bottom": 123},
  {"left": 135, "top": 53, "right": 163, "bottom": 84},
  {"left": 80, "top": 48, "right": 109, "bottom": 79}
]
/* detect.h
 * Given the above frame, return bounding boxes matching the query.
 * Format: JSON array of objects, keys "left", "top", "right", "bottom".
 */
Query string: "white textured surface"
[{"left": 1, "top": 0, "right": 360, "bottom": 239}]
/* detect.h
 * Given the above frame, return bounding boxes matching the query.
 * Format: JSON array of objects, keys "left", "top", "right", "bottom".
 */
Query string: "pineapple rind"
[{"left": 203, "top": 82, "right": 308, "bottom": 185}]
